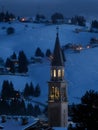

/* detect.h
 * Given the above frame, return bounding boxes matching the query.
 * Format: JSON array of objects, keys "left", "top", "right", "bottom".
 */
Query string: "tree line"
[
  {"left": 4, "top": 48, "right": 52, "bottom": 73},
  {"left": 1, "top": 10, "right": 98, "bottom": 30},
  {"left": 0, "top": 11, "right": 15, "bottom": 22},
  {"left": 1, "top": 80, "right": 41, "bottom": 100},
  {"left": 0, "top": 99, "right": 41, "bottom": 116},
  {"left": 0, "top": 80, "right": 42, "bottom": 116},
  {"left": 5, "top": 51, "right": 28, "bottom": 73}
]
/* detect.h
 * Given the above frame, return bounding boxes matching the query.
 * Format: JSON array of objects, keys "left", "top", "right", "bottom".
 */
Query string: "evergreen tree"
[
  {"left": 10, "top": 52, "right": 17, "bottom": 59},
  {"left": 18, "top": 51, "right": 28, "bottom": 73},
  {"left": 23, "top": 83, "right": 30, "bottom": 97},
  {"left": 19, "top": 99, "right": 26, "bottom": 115},
  {"left": 35, "top": 47, "right": 44, "bottom": 57},
  {"left": 35, "top": 14, "right": 46, "bottom": 22},
  {"left": 70, "top": 90, "right": 98, "bottom": 130},
  {"left": 34, "top": 104, "right": 41, "bottom": 117},
  {"left": 1, "top": 80, "right": 15, "bottom": 99},
  {"left": 34, "top": 84, "right": 41, "bottom": 97},
  {"left": 29, "top": 82, "right": 34, "bottom": 96},
  {"left": 10, "top": 99, "right": 19, "bottom": 115},
  {"left": 71, "top": 15, "right": 86, "bottom": 26},
  {"left": 9, "top": 81, "right": 15, "bottom": 97},
  {"left": 0, "top": 12, "right": 5, "bottom": 22},
  {"left": 91, "top": 20, "right": 98, "bottom": 29},
  {"left": 51, "top": 12, "right": 64, "bottom": 23},
  {"left": 45, "top": 49, "right": 52, "bottom": 57},
  {"left": 5, "top": 58, "right": 15, "bottom": 73},
  {"left": 1, "top": 80, "right": 10, "bottom": 99},
  {"left": 27, "top": 103, "right": 34, "bottom": 116},
  {"left": 5, "top": 58, "right": 12, "bottom": 68},
  {"left": 0, "top": 99, "right": 10, "bottom": 114}
]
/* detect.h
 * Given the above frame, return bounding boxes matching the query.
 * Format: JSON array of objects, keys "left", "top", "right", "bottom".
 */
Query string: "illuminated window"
[
  {"left": 58, "top": 69, "right": 61, "bottom": 77},
  {"left": 50, "top": 86, "right": 55, "bottom": 100},
  {"left": 62, "top": 69, "right": 64, "bottom": 77},
  {"left": 55, "top": 87, "right": 60, "bottom": 99},
  {"left": 53, "top": 69, "right": 56, "bottom": 77},
  {"left": 49, "top": 87, "right": 60, "bottom": 100}
]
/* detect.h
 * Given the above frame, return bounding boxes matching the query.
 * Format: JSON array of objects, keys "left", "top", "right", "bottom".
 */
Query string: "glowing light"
[
  {"left": 58, "top": 69, "right": 61, "bottom": 77},
  {"left": 53, "top": 69, "right": 56, "bottom": 77},
  {"left": 87, "top": 45, "right": 90, "bottom": 49}
]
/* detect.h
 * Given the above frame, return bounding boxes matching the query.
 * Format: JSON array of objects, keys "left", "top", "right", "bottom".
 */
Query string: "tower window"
[
  {"left": 53, "top": 69, "right": 56, "bottom": 77},
  {"left": 62, "top": 69, "right": 64, "bottom": 77},
  {"left": 55, "top": 87, "right": 60, "bottom": 99},
  {"left": 58, "top": 69, "right": 61, "bottom": 77},
  {"left": 49, "top": 86, "right": 55, "bottom": 100}
]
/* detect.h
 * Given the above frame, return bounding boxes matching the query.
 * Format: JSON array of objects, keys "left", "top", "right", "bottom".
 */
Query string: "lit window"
[
  {"left": 55, "top": 87, "right": 60, "bottom": 99},
  {"left": 50, "top": 86, "right": 55, "bottom": 100},
  {"left": 62, "top": 69, "right": 64, "bottom": 77},
  {"left": 53, "top": 69, "right": 56, "bottom": 77},
  {"left": 58, "top": 69, "right": 61, "bottom": 77}
]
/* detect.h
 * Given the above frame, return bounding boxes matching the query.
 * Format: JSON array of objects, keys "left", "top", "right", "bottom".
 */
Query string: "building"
[{"left": 48, "top": 28, "right": 68, "bottom": 127}]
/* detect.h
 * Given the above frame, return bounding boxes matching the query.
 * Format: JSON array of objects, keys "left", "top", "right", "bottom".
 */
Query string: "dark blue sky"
[{"left": 0, "top": 0, "right": 98, "bottom": 19}]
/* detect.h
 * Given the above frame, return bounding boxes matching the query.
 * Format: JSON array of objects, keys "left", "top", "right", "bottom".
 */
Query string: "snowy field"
[{"left": 0, "top": 22, "right": 98, "bottom": 105}]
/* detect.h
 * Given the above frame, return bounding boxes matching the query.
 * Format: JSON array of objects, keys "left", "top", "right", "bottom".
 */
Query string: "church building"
[{"left": 48, "top": 28, "right": 68, "bottom": 127}]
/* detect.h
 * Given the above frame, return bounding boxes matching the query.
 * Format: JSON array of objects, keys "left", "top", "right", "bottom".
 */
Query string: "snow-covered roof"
[
  {"left": 0, "top": 116, "right": 38, "bottom": 130},
  {"left": 53, "top": 127, "right": 67, "bottom": 130}
]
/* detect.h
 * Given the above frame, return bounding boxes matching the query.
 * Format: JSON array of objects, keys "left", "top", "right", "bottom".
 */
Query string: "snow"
[
  {"left": 53, "top": 127, "right": 67, "bottom": 130},
  {"left": 0, "top": 116, "right": 38, "bottom": 130},
  {"left": 0, "top": 22, "right": 98, "bottom": 105},
  {"left": 66, "top": 48, "right": 98, "bottom": 103},
  {"left": 1, "top": 21, "right": 98, "bottom": 130}
]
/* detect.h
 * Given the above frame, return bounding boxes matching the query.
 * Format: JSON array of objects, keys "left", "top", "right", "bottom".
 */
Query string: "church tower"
[{"left": 48, "top": 28, "right": 68, "bottom": 127}]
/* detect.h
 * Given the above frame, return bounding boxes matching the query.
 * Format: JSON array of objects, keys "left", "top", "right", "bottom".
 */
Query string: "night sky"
[{"left": 0, "top": 0, "right": 98, "bottom": 19}]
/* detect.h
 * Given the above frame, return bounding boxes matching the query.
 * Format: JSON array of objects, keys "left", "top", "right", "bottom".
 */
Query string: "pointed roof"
[{"left": 51, "top": 31, "right": 65, "bottom": 66}]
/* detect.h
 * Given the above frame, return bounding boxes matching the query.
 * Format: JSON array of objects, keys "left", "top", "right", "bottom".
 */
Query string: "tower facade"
[{"left": 48, "top": 30, "right": 68, "bottom": 127}]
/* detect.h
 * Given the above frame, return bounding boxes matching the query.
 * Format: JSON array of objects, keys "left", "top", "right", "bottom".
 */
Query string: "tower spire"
[{"left": 51, "top": 27, "right": 64, "bottom": 66}]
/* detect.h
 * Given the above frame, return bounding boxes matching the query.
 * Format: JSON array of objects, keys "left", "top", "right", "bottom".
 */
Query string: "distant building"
[{"left": 48, "top": 28, "right": 68, "bottom": 127}]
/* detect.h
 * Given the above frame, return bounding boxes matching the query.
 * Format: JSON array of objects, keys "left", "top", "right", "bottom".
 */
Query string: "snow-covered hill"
[{"left": 0, "top": 22, "right": 98, "bottom": 104}]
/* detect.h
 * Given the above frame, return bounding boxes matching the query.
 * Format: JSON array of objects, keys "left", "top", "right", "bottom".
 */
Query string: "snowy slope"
[{"left": 0, "top": 22, "right": 98, "bottom": 105}]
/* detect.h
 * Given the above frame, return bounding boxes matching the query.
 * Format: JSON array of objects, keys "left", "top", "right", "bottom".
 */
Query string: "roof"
[
  {"left": 53, "top": 127, "right": 67, "bottom": 130},
  {"left": 51, "top": 32, "right": 65, "bottom": 66}
]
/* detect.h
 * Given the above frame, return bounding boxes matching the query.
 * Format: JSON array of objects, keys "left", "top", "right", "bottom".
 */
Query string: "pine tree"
[
  {"left": 27, "top": 103, "right": 34, "bottom": 116},
  {"left": 70, "top": 90, "right": 98, "bottom": 130},
  {"left": 1, "top": 80, "right": 10, "bottom": 99},
  {"left": 0, "top": 99, "right": 10, "bottom": 114},
  {"left": 34, "top": 104, "right": 41, "bottom": 117},
  {"left": 19, "top": 99, "right": 26, "bottom": 115},
  {"left": 23, "top": 83, "right": 30, "bottom": 97},
  {"left": 1, "top": 80, "right": 15, "bottom": 99},
  {"left": 34, "top": 84, "right": 41, "bottom": 97},
  {"left": 5, "top": 58, "right": 15, "bottom": 73},
  {"left": 35, "top": 47, "right": 44, "bottom": 57},
  {"left": 29, "top": 82, "right": 34, "bottom": 96},
  {"left": 18, "top": 51, "right": 28, "bottom": 73},
  {"left": 46, "top": 49, "right": 52, "bottom": 57},
  {"left": 10, "top": 52, "right": 17, "bottom": 59}
]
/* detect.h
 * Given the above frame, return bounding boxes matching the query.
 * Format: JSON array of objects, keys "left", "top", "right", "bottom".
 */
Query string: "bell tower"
[{"left": 48, "top": 27, "right": 68, "bottom": 127}]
